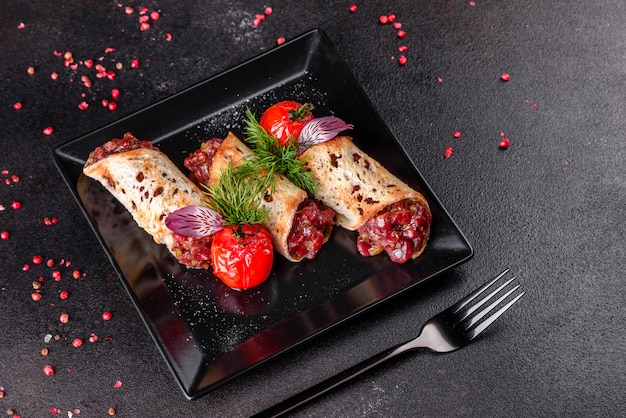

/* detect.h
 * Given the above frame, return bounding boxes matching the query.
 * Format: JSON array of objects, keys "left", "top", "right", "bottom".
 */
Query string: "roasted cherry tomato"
[
  {"left": 259, "top": 100, "right": 314, "bottom": 145},
  {"left": 210, "top": 224, "right": 273, "bottom": 290}
]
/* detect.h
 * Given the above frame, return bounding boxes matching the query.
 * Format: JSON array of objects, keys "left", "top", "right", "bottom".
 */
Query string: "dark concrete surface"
[{"left": 1, "top": 1, "right": 624, "bottom": 416}]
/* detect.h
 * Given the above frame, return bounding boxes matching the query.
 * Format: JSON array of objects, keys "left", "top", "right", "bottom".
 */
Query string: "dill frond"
[
  {"left": 205, "top": 164, "right": 269, "bottom": 226},
  {"left": 243, "top": 108, "right": 318, "bottom": 194}
]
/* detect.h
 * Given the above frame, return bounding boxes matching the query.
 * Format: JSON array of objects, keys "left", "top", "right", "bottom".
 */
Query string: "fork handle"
[{"left": 252, "top": 340, "right": 415, "bottom": 418}]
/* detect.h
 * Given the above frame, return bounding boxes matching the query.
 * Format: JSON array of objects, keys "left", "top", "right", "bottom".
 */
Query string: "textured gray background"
[{"left": 0, "top": 0, "right": 624, "bottom": 416}]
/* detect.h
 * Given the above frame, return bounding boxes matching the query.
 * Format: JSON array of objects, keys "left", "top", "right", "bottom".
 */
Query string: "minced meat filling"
[
  {"left": 86, "top": 132, "right": 155, "bottom": 166},
  {"left": 356, "top": 199, "right": 431, "bottom": 264},
  {"left": 287, "top": 199, "right": 336, "bottom": 260}
]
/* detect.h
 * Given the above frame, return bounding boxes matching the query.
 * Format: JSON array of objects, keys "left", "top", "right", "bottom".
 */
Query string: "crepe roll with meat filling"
[
  {"left": 83, "top": 132, "right": 213, "bottom": 269},
  {"left": 184, "top": 132, "right": 335, "bottom": 262},
  {"left": 299, "top": 135, "right": 432, "bottom": 264}
]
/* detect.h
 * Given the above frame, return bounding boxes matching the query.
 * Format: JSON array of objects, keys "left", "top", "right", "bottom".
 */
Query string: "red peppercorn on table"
[{"left": 0, "top": 1, "right": 624, "bottom": 417}]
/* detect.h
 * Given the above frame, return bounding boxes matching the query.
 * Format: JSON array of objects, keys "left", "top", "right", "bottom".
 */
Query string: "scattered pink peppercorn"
[
  {"left": 394, "top": 22, "right": 402, "bottom": 29},
  {"left": 89, "top": 333, "right": 99, "bottom": 343},
  {"left": 277, "top": 37, "right": 286, "bottom": 45},
  {"left": 264, "top": 7, "right": 273, "bottom": 15},
  {"left": 50, "top": 72, "right": 59, "bottom": 80},
  {"left": 33, "top": 255, "right": 43, "bottom": 264},
  {"left": 150, "top": 11, "right": 160, "bottom": 21},
  {"left": 453, "top": 131, "right": 462, "bottom": 139},
  {"left": 44, "top": 216, "right": 59, "bottom": 226},
  {"left": 43, "top": 365, "right": 55, "bottom": 376},
  {"left": 379, "top": 15, "right": 389, "bottom": 24},
  {"left": 102, "top": 311, "right": 112, "bottom": 321},
  {"left": 108, "top": 102, "right": 118, "bottom": 111},
  {"left": 43, "top": 126, "right": 54, "bottom": 136},
  {"left": 501, "top": 72, "right": 510, "bottom": 82},
  {"left": 387, "top": 14, "right": 397, "bottom": 23},
  {"left": 11, "top": 201, "right": 21, "bottom": 210},
  {"left": 27, "top": 66, "right": 36, "bottom": 75},
  {"left": 499, "top": 138, "right": 511, "bottom": 149},
  {"left": 125, "top": 6, "right": 134, "bottom": 14},
  {"left": 78, "top": 101, "right": 89, "bottom": 110},
  {"left": 52, "top": 271, "right": 62, "bottom": 281},
  {"left": 140, "top": 22, "right": 150, "bottom": 31},
  {"left": 111, "top": 88, "right": 120, "bottom": 99},
  {"left": 398, "top": 45, "right": 408, "bottom": 52},
  {"left": 443, "top": 146, "right": 454, "bottom": 159},
  {"left": 46, "top": 259, "right": 55, "bottom": 267},
  {"left": 165, "top": 32, "right": 172, "bottom": 41},
  {"left": 397, "top": 30, "right": 406, "bottom": 38},
  {"left": 349, "top": 4, "right": 358, "bottom": 13},
  {"left": 1, "top": 231, "right": 9, "bottom": 240},
  {"left": 398, "top": 55, "right": 407, "bottom": 66},
  {"left": 72, "top": 338, "right": 83, "bottom": 348},
  {"left": 31, "top": 292, "right": 42, "bottom": 301},
  {"left": 113, "top": 380, "right": 123, "bottom": 388},
  {"left": 130, "top": 58, "right": 140, "bottom": 68},
  {"left": 59, "top": 290, "right": 69, "bottom": 300},
  {"left": 59, "top": 313, "right": 69, "bottom": 323},
  {"left": 72, "top": 270, "right": 82, "bottom": 279},
  {"left": 13, "top": 102, "right": 22, "bottom": 110},
  {"left": 50, "top": 407, "right": 61, "bottom": 415}
]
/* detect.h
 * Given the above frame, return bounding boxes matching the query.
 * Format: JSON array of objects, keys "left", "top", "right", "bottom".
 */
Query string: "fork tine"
[
  {"left": 456, "top": 277, "right": 516, "bottom": 322},
  {"left": 463, "top": 284, "right": 521, "bottom": 328},
  {"left": 450, "top": 268, "right": 510, "bottom": 314},
  {"left": 466, "top": 291, "right": 525, "bottom": 340}
]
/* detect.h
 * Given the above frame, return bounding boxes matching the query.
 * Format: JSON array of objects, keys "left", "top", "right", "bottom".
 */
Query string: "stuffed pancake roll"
[
  {"left": 184, "top": 132, "right": 335, "bottom": 262},
  {"left": 299, "top": 135, "right": 432, "bottom": 264},
  {"left": 82, "top": 132, "right": 212, "bottom": 269}
]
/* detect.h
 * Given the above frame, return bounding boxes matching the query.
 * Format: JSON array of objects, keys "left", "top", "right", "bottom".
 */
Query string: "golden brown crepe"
[
  {"left": 83, "top": 135, "right": 211, "bottom": 268},
  {"left": 299, "top": 135, "right": 431, "bottom": 259},
  {"left": 208, "top": 132, "right": 328, "bottom": 262}
]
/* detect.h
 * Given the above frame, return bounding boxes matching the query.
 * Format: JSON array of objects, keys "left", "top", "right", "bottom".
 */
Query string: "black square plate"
[{"left": 53, "top": 29, "right": 472, "bottom": 399}]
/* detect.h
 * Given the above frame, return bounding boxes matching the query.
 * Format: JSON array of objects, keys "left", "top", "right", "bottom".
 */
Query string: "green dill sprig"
[
  {"left": 205, "top": 164, "right": 268, "bottom": 226},
  {"left": 242, "top": 108, "right": 318, "bottom": 194}
]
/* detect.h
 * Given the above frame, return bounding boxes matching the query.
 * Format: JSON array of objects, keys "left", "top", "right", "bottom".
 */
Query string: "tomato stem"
[{"left": 288, "top": 103, "right": 314, "bottom": 122}]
